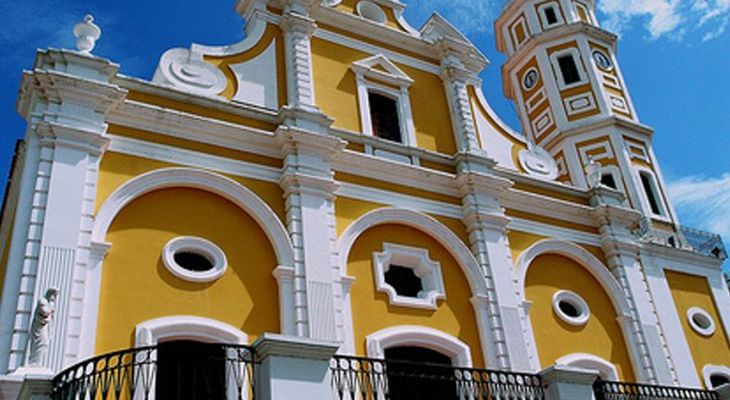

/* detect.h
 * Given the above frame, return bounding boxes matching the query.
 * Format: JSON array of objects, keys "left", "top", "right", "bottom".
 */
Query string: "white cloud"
[
  {"left": 596, "top": 0, "right": 730, "bottom": 41},
  {"left": 597, "top": 0, "right": 682, "bottom": 38},
  {"left": 667, "top": 174, "right": 730, "bottom": 241}
]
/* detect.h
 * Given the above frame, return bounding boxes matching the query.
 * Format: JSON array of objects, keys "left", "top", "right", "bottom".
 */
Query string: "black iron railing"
[
  {"left": 594, "top": 380, "right": 718, "bottom": 400},
  {"left": 52, "top": 343, "right": 255, "bottom": 400},
  {"left": 330, "top": 355, "right": 544, "bottom": 400}
]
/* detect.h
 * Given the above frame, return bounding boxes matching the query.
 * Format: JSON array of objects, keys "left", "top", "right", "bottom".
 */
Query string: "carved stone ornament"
[
  {"left": 154, "top": 48, "right": 228, "bottom": 97},
  {"left": 73, "top": 14, "right": 101, "bottom": 54},
  {"left": 28, "top": 287, "right": 59, "bottom": 368},
  {"left": 518, "top": 143, "right": 559, "bottom": 181}
]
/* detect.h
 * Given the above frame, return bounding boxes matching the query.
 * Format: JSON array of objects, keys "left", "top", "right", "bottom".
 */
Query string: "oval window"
[
  {"left": 162, "top": 237, "right": 228, "bottom": 283},
  {"left": 552, "top": 290, "right": 590, "bottom": 326},
  {"left": 687, "top": 307, "right": 715, "bottom": 337}
]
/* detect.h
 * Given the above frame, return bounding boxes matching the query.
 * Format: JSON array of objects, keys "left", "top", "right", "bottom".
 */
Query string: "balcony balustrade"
[
  {"left": 330, "top": 355, "right": 544, "bottom": 400},
  {"left": 594, "top": 379, "right": 719, "bottom": 400},
  {"left": 51, "top": 342, "right": 255, "bottom": 400}
]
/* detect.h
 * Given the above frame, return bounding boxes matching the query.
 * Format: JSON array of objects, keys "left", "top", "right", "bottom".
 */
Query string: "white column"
[
  {"left": 0, "top": 49, "right": 125, "bottom": 373},
  {"left": 253, "top": 333, "right": 339, "bottom": 400},
  {"left": 277, "top": 127, "right": 346, "bottom": 341},
  {"left": 457, "top": 171, "right": 536, "bottom": 371}
]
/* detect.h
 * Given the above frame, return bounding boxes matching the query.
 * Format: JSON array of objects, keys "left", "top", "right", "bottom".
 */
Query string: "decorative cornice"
[
  {"left": 34, "top": 122, "right": 110, "bottom": 156},
  {"left": 275, "top": 126, "right": 346, "bottom": 159},
  {"left": 18, "top": 69, "right": 127, "bottom": 121}
]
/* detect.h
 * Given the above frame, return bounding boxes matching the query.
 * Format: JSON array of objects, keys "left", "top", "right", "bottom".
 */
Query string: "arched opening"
[
  {"left": 157, "top": 340, "right": 227, "bottom": 399},
  {"left": 384, "top": 346, "right": 456, "bottom": 399}
]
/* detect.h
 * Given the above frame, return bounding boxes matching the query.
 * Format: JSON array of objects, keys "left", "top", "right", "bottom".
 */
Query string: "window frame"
[
  {"left": 702, "top": 365, "right": 730, "bottom": 389},
  {"left": 352, "top": 55, "right": 417, "bottom": 147},
  {"left": 549, "top": 48, "right": 589, "bottom": 90},
  {"left": 372, "top": 243, "right": 446, "bottom": 310},
  {"left": 538, "top": 2, "right": 565, "bottom": 29},
  {"left": 636, "top": 168, "right": 669, "bottom": 219}
]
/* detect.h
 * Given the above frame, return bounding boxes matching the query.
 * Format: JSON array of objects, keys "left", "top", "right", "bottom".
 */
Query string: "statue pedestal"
[{"left": 0, "top": 368, "right": 53, "bottom": 400}]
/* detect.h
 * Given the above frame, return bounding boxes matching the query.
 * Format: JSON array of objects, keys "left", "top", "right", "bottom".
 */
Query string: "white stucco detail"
[{"left": 366, "top": 326, "right": 472, "bottom": 367}]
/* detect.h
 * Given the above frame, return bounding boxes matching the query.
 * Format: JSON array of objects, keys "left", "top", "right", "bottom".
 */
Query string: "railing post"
[
  {"left": 540, "top": 365, "right": 600, "bottom": 400},
  {"left": 253, "top": 333, "right": 339, "bottom": 400},
  {"left": 717, "top": 383, "right": 730, "bottom": 400}
]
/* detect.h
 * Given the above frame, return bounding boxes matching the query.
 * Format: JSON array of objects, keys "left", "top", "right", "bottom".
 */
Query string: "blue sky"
[{"left": 0, "top": 0, "right": 728, "bottom": 259}]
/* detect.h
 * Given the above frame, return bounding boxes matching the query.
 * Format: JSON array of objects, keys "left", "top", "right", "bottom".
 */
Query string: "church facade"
[{"left": 0, "top": 0, "right": 728, "bottom": 398}]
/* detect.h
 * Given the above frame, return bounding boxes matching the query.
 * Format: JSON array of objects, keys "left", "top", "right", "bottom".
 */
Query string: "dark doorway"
[
  {"left": 384, "top": 346, "right": 456, "bottom": 399},
  {"left": 156, "top": 340, "right": 227, "bottom": 399}
]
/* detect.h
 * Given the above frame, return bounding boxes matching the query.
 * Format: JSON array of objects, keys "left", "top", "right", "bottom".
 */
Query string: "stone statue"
[
  {"left": 28, "top": 288, "right": 58, "bottom": 367},
  {"left": 585, "top": 156, "right": 602, "bottom": 189}
]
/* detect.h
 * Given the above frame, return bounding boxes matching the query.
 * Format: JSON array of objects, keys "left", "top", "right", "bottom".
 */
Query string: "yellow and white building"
[{"left": 0, "top": 0, "right": 728, "bottom": 399}]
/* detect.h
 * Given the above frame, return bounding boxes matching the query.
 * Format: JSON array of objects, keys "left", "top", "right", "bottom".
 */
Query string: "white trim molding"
[
  {"left": 337, "top": 207, "right": 491, "bottom": 365},
  {"left": 687, "top": 307, "right": 716, "bottom": 337},
  {"left": 556, "top": 353, "right": 619, "bottom": 380},
  {"left": 516, "top": 239, "right": 631, "bottom": 317},
  {"left": 92, "top": 168, "right": 294, "bottom": 267},
  {"left": 135, "top": 315, "right": 248, "bottom": 346},
  {"left": 162, "top": 236, "right": 228, "bottom": 283},
  {"left": 366, "top": 326, "right": 473, "bottom": 367},
  {"left": 702, "top": 364, "right": 730, "bottom": 389},
  {"left": 372, "top": 243, "right": 445, "bottom": 310}
]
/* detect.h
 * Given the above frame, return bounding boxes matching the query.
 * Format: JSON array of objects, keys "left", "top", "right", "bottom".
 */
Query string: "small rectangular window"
[
  {"left": 640, "top": 172, "right": 662, "bottom": 215},
  {"left": 601, "top": 173, "right": 617, "bottom": 190},
  {"left": 544, "top": 6, "right": 559, "bottom": 25},
  {"left": 369, "top": 92, "right": 402, "bottom": 143},
  {"left": 558, "top": 55, "right": 581, "bottom": 85}
]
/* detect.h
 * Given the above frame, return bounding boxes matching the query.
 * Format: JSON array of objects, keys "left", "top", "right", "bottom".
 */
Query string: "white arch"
[
  {"left": 92, "top": 167, "right": 294, "bottom": 267},
  {"left": 337, "top": 207, "right": 492, "bottom": 365},
  {"left": 79, "top": 168, "right": 296, "bottom": 359},
  {"left": 366, "top": 326, "right": 473, "bottom": 367},
  {"left": 337, "top": 207, "right": 487, "bottom": 297},
  {"left": 556, "top": 353, "right": 619, "bottom": 381},
  {"left": 515, "top": 239, "right": 630, "bottom": 317},
  {"left": 135, "top": 315, "right": 248, "bottom": 346}
]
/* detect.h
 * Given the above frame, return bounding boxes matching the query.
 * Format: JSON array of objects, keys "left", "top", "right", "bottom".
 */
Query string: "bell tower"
[{"left": 495, "top": 0, "right": 679, "bottom": 225}]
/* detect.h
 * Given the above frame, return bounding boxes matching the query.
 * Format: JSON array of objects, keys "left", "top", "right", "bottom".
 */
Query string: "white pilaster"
[
  {"left": 438, "top": 41, "right": 483, "bottom": 155},
  {"left": 278, "top": 0, "right": 333, "bottom": 134},
  {"left": 276, "top": 127, "right": 345, "bottom": 341},
  {"left": 0, "top": 49, "right": 125, "bottom": 373},
  {"left": 457, "top": 168, "right": 535, "bottom": 371}
]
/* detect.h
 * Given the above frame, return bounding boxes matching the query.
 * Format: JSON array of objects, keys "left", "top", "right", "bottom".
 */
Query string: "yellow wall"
[
  {"left": 95, "top": 188, "right": 280, "bottom": 353},
  {"left": 311, "top": 38, "right": 457, "bottom": 155},
  {"left": 665, "top": 270, "right": 730, "bottom": 387},
  {"left": 525, "top": 254, "right": 636, "bottom": 380},
  {"left": 347, "top": 224, "right": 485, "bottom": 367}
]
